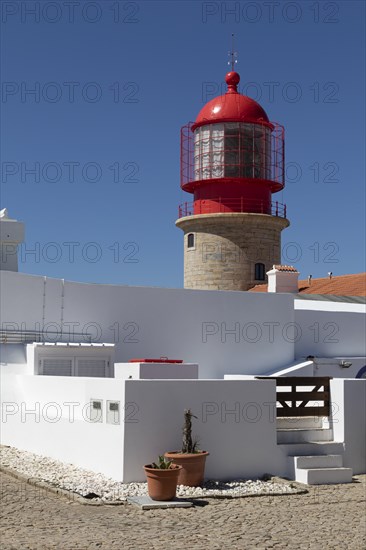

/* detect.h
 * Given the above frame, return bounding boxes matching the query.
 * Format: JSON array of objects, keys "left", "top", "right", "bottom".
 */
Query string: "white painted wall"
[
  {"left": 311, "top": 357, "right": 366, "bottom": 379},
  {"left": 330, "top": 379, "right": 366, "bottom": 474},
  {"left": 0, "top": 344, "right": 28, "bottom": 374},
  {"left": 122, "top": 379, "right": 288, "bottom": 482},
  {"left": 114, "top": 362, "right": 199, "bottom": 380},
  {"left": 0, "top": 373, "right": 290, "bottom": 482},
  {"left": 0, "top": 374, "right": 126, "bottom": 480},
  {"left": 266, "top": 358, "right": 366, "bottom": 379},
  {"left": 294, "top": 299, "right": 366, "bottom": 358},
  {"left": 0, "top": 271, "right": 295, "bottom": 378},
  {"left": 265, "top": 360, "right": 315, "bottom": 377},
  {"left": 267, "top": 268, "right": 299, "bottom": 293},
  {"left": 2, "top": 372, "right": 365, "bottom": 482},
  {"left": 2, "top": 272, "right": 365, "bottom": 378}
]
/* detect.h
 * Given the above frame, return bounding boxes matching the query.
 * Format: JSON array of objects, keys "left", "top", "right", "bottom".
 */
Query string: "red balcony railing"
[{"left": 178, "top": 198, "right": 287, "bottom": 219}]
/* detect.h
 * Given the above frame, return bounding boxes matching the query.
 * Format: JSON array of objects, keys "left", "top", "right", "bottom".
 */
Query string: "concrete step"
[
  {"left": 277, "top": 417, "right": 325, "bottom": 430},
  {"left": 277, "top": 428, "right": 333, "bottom": 444},
  {"left": 295, "top": 467, "right": 353, "bottom": 485},
  {"left": 279, "top": 441, "right": 344, "bottom": 456},
  {"left": 292, "top": 454, "right": 343, "bottom": 469}
]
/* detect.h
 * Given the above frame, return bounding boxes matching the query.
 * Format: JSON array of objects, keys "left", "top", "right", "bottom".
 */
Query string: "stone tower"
[{"left": 176, "top": 69, "right": 289, "bottom": 291}]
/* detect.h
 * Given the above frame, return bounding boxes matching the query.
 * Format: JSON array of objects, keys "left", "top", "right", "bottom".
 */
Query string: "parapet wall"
[{"left": 1, "top": 375, "right": 364, "bottom": 481}]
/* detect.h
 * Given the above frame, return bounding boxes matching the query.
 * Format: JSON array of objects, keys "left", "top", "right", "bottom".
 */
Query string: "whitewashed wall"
[
  {"left": 122, "top": 379, "right": 288, "bottom": 482},
  {"left": 1, "top": 374, "right": 126, "bottom": 480},
  {"left": 294, "top": 299, "right": 366, "bottom": 358},
  {"left": 267, "top": 358, "right": 366, "bottom": 379},
  {"left": 1, "top": 373, "right": 290, "bottom": 482},
  {"left": 2, "top": 373, "right": 365, "bottom": 482},
  {"left": 0, "top": 344, "right": 28, "bottom": 374},
  {"left": 1, "top": 271, "right": 295, "bottom": 378},
  {"left": 310, "top": 357, "right": 366, "bottom": 379},
  {"left": 330, "top": 379, "right": 366, "bottom": 474},
  {"left": 1, "top": 272, "right": 365, "bottom": 378},
  {"left": 114, "top": 362, "right": 199, "bottom": 380}
]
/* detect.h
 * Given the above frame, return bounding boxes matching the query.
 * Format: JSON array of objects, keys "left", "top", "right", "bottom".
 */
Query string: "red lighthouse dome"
[{"left": 193, "top": 72, "right": 270, "bottom": 129}]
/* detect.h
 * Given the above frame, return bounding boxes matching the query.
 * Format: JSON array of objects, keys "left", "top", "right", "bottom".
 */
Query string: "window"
[
  {"left": 194, "top": 124, "right": 224, "bottom": 180},
  {"left": 255, "top": 263, "right": 266, "bottom": 281},
  {"left": 224, "top": 125, "right": 261, "bottom": 179},
  {"left": 187, "top": 233, "right": 195, "bottom": 248},
  {"left": 194, "top": 123, "right": 271, "bottom": 181}
]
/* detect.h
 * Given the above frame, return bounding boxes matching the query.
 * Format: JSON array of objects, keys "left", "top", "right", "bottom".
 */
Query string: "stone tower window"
[
  {"left": 255, "top": 262, "right": 266, "bottom": 281},
  {"left": 187, "top": 233, "right": 195, "bottom": 248}
]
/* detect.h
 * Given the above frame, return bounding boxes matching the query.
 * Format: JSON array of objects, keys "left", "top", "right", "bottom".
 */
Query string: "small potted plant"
[
  {"left": 165, "top": 409, "right": 209, "bottom": 487},
  {"left": 144, "top": 455, "right": 182, "bottom": 501}
]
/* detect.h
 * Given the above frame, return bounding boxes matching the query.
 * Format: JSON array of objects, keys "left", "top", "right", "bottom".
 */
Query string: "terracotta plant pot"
[
  {"left": 164, "top": 451, "right": 209, "bottom": 487},
  {"left": 144, "top": 464, "right": 182, "bottom": 501}
]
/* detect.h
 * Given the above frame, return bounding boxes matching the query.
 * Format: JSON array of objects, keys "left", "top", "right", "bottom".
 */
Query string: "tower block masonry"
[{"left": 176, "top": 70, "right": 289, "bottom": 291}]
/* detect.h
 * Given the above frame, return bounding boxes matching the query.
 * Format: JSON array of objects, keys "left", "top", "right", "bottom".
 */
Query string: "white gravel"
[{"left": 0, "top": 445, "right": 301, "bottom": 502}]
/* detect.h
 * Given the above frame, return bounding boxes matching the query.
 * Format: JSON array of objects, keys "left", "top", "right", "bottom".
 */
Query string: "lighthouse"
[{"left": 176, "top": 63, "right": 289, "bottom": 291}]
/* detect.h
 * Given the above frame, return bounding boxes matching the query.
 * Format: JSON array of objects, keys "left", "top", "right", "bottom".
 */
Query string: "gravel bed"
[{"left": 0, "top": 445, "right": 302, "bottom": 502}]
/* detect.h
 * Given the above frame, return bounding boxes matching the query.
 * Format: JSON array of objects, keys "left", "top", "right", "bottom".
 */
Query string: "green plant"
[
  {"left": 182, "top": 409, "right": 200, "bottom": 453},
  {"left": 150, "top": 455, "right": 173, "bottom": 469}
]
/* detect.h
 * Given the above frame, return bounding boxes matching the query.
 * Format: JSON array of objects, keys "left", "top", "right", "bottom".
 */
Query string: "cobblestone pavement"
[{"left": 1, "top": 471, "right": 365, "bottom": 549}]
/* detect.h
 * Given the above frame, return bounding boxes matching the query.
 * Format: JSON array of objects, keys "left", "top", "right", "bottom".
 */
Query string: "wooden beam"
[
  {"left": 277, "top": 406, "right": 329, "bottom": 417},
  {"left": 276, "top": 391, "right": 329, "bottom": 401}
]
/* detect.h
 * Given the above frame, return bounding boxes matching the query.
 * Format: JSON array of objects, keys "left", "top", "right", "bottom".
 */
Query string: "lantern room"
[{"left": 180, "top": 71, "right": 286, "bottom": 218}]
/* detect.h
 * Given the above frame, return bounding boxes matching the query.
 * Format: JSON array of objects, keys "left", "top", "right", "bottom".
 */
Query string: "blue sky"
[{"left": 1, "top": 0, "right": 365, "bottom": 287}]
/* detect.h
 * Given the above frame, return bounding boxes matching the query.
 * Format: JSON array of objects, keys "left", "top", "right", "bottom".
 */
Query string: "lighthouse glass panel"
[
  {"left": 194, "top": 123, "right": 271, "bottom": 181},
  {"left": 194, "top": 124, "right": 224, "bottom": 180}
]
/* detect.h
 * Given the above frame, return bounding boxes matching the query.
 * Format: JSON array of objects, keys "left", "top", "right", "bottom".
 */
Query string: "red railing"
[{"left": 178, "top": 198, "right": 287, "bottom": 219}]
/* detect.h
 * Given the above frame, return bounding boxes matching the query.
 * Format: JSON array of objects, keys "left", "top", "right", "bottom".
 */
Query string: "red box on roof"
[{"left": 129, "top": 357, "right": 183, "bottom": 364}]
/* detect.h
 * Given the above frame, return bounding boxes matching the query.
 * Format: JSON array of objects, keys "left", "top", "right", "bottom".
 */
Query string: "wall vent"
[
  {"left": 77, "top": 359, "right": 108, "bottom": 377},
  {"left": 90, "top": 399, "right": 103, "bottom": 423},
  {"left": 107, "top": 400, "right": 120, "bottom": 425},
  {"left": 41, "top": 359, "right": 72, "bottom": 376}
]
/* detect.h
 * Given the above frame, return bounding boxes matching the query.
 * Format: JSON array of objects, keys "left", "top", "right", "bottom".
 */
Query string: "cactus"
[
  {"left": 182, "top": 408, "right": 199, "bottom": 453},
  {"left": 151, "top": 455, "right": 173, "bottom": 469}
]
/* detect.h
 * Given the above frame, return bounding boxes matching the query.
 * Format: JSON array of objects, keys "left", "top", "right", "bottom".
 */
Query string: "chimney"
[
  {"left": 0, "top": 209, "right": 25, "bottom": 272},
  {"left": 267, "top": 265, "right": 299, "bottom": 293}
]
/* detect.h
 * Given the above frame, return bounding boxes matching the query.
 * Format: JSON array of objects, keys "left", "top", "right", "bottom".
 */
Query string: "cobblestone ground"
[{"left": 1, "top": 471, "right": 365, "bottom": 549}]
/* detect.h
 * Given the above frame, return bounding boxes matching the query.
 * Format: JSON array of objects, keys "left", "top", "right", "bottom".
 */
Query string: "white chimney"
[
  {"left": 267, "top": 265, "right": 299, "bottom": 293},
  {"left": 0, "top": 209, "right": 25, "bottom": 272}
]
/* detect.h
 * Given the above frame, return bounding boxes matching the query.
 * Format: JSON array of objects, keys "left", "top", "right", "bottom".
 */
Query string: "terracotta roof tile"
[
  {"left": 249, "top": 284, "right": 268, "bottom": 293},
  {"left": 248, "top": 273, "right": 366, "bottom": 296},
  {"left": 272, "top": 265, "right": 298, "bottom": 272}
]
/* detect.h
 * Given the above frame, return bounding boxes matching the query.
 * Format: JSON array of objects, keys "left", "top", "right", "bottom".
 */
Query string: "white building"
[
  {"left": 1, "top": 241, "right": 365, "bottom": 485},
  {"left": 1, "top": 65, "right": 365, "bottom": 486}
]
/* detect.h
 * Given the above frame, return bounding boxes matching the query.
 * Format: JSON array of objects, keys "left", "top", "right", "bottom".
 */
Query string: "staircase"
[
  {"left": 255, "top": 376, "right": 354, "bottom": 485},
  {"left": 278, "top": 417, "right": 353, "bottom": 485}
]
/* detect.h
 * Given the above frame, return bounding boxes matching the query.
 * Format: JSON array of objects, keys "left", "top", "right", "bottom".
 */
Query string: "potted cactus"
[
  {"left": 144, "top": 455, "right": 182, "bottom": 501},
  {"left": 165, "top": 409, "right": 209, "bottom": 487}
]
